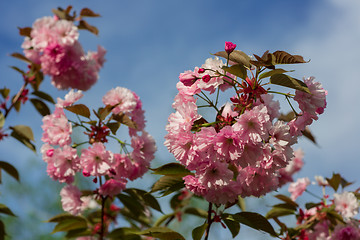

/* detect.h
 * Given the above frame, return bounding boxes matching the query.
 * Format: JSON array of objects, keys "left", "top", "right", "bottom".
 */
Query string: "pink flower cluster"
[
  {"left": 22, "top": 16, "right": 106, "bottom": 90},
  {"left": 165, "top": 44, "right": 327, "bottom": 205},
  {"left": 294, "top": 179, "right": 360, "bottom": 240},
  {"left": 41, "top": 88, "right": 156, "bottom": 215}
]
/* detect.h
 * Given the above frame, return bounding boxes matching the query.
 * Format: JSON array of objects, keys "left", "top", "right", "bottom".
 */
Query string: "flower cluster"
[
  {"left": 282, "top": 175, "right": 360, "bottom": 240},
  {"left": 165, "top": 42, "right": 327, "bottom": 204},
  {"left": 22, "top": 16, "right": 106, "bottom": 90},
  {"left": 41, "top": 88, "right": 156, "bottom": 215}
]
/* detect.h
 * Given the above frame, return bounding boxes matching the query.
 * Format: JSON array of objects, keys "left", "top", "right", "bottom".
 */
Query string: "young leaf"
[
  {"left": 0, "top": 112, "right": 4, "bottom": 128},
  {"left": 65, "top": 104, "right": 91, "bottom": 118},
  {"left": 10, "top": 129, "right": 36, "bottom": 152},
  {"left": 80, "top": 8, "right": 101, "bottom": 17},
  {"left": 223, "top": 212, "right": 278, "bottom": 237},
  {"left": 213, "top": 50, "right": 251, "bottom": 68},
  {"left": 47, "top": 213, "right": 86, "bottom": 223},
  {"left": 278, "top": 111, "right": 296, "bottom": 122},
  {"left": 326, "top": 173, "right": 342, "bottom": 192},
  {"left": 302, "top": 127, "right": 317, "bottom": 144},
  {"left": 270, "top": 74, "right": 310, "bottom": 94},
  {"left": 31, "top": 91, "right": 55, "bottom": 104},
  {"left": 10, "top": 53, "right": 32, "bottom": 64},
  {"left": 250, "top": 51, "right": 276, "bottom": 69},
  {"left": 0, "top": 161, "right": 20, "bottom": 182},
  {"left": 223, "top": 218, "right": 240, "bottom": 238},
  {"left": 0, "top": 88, "right": 10, "bottom": 99},
  {"left": 10, "top": 66, "right": 26, "bottom": 75},
  {"left": 273, "top": 51, "right": 307, "bottom": 64},
  {"left": 0, "top": 204, "right": 16, "bottom": 217},
  {"left": 192, "top": 222, "right": 208, "bottom": 240},
  {"left": 151, "top": 163, "right": 192, "bottom": 177},
  {"left": 135, "top": 227, "right": 185, "bottom": 240},
  {"left": 222, "top": 64, "right": 247, "bottom": 80},
  {"left": 112, "top": 113, "right": 137, "bottom": 129},
  {"left": 17, "top": 27, "right": 32, "bottom": 37},
  {"left": 30, "top": 98, "right": 50, "bottom": 116},
  {"left": 78, "top": 20, "right": 99, "bottom": 35},
  {"left": 184, "top": 207, "right": 208, "bottom": 218},
  {"left": 106, "top": 122, "right": 121, "bottom": 135}
]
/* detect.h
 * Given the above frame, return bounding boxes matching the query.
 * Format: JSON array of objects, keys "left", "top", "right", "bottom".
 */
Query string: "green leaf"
[
  {"left": 112, "top": 113, "right": 137, "bottom": 129},
  {"left": 153, "top": 213, "right": 175, "bottom": 227},
  {"left": 18, "top": 27, "right": 32, "bottom": 37},
  {"left": 326, "top": 173, "right": 342, "bottom": 192},
  {"left": 223, "top": 212, "right": 278, "bottom": 237},
  {"left": 47, "top": 213, "right": 86, "bottom": 223},
  {"left": 0, "top": 161, "right": 20, "bottom": 182},
  {"left": 120, "top": 207, "right": 151, "bottom": 227},
  {"left": 52, "top": 219, "right": 87, "bottom": 234},
  {"left": 266, "top": 207, "right": 295, "bottom": 219},
  {"left": 65, "top": 228, "right": 92, "bottom": 238},
  {"left": 222, "top": 64, "right": 247, "bottom": 80},
  {"left": 273, "top": 51, "right": 307, "bottom": 64},
  {"left": 107, "top": 227, "right": 141, "bottom": 240},
  {"left": 0, "top": 220, "right": 6, "bottom": 240},
  {"left": 0, "top": 204, "right": 16, "bottom": 217},
  {"left": 31, "top": 91, "right": 55, "bottom": 104},
  {"left": 10, "top": 53, "right": 32, "bottom": 64},
  {"left": 78, "top": 20, "right": 99, "bottom": 35},
  {"left": 151, "top": 163, "right": 192, "bottom": 177},
  {"left": 223, "top": 218, "right": 240, "bottom": 238},
  {"left": 80, "top": 8, "right": 101, "bottom": 17},
  {"left": 278, "top": 111, "right": 296, "bottom": 122},
  {"left": 10, "top": 66, "right": 25, "bottom": 75},
  {"left": 184, "top": 207, "right": 208, "bottom": 218},
  {"left": 65, "top": 104, "right": 90, "bottom": 118},
  {"left": 192, "top": 222, "right": 208, "bottom": 240},
  {"left": 259, "top": 68, "right": 289, "bottom": 80},
  {"left": 0, "top": 112, "right": 4, "bottom": 128},
  {"left": 305, "top": 202, "right": 321, "bottom": 210},
  {"left": 270, "top": 74, "right": 310, "bottom": 94},
  {"left": 10, "top": 130, "right": 36, "bottom": 152},
  {"left": 10, "top": 125, "right": 34, "bottom": 141},
  {"left": 30, "top": 98, "right": 50, "bottom": 116},
  {"left": 150, "top": 176, "right": 185, "bottom": 197},
  {"left": 274, "top": 194, "right": 299, "bottom": 208},
  {"left": 106, "top": 122, "right": 121, "bottom": 135},
  {"left": 135, "top": 227, "right": 185, "bottom": 240},
  {"left": 118, "top": 193, "right": 145, "bottom": 217},
  {"left": 123, "top": 188, "right": 162, "bottom": 213},
  {"left": 0, "top": 88, "right": 10, "bottom": 99},
  {"left": 213, "top": 50, "right": 251, "bottom": 68}
]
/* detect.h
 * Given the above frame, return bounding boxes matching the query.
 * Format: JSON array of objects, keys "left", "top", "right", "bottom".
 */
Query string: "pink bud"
[
  {"left": 225, "top": 41, "right": 236, "bottom": 54},
  {"left": 46, "top": 149, "right": 54, "bottom": 157},
  {"left": 202, "top": 74, "right": 211, "bottom": 83},
  {"left": 82, "top": 170, "right": 91, "bottom": 177},
  {"left": 179, "top": 71, "right": 197, "bottom": 86},
  {"left": 198, "top": 68, "right": 205, "bottom": 74}
]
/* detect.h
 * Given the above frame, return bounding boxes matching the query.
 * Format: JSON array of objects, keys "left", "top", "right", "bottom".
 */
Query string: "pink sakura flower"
[
  {"left": 278, "top": 148, "right": 304, "bottom": 187},
  {"left": 102, "top": 87, "right": 137, "bottom": 115},
  {"left": 172, "top": 92, "right": 196, "bottom": 110},
  {"left": 41, "top": 107, "right": 72, "bottom": 146},
  {"left": 60, "top": 185, "right": 83, "bottom": 215},
  {"left": 51, "top": 145, "right": 80, "bottom": 180},
  {"left": 225, "top": 41, "right": 236, "bottom": 54},
  {"left": 131, "top": 131, "right": 157, "bottom": 164},
  {"left": 288, "top": 177, "right": 310, "bottom": 200},
  {"left": 87, "top": 45, "right": 107, "bottom": 71},
  {"left": 176, "top": 76, "right": 201, "bottom": 96},
  {"left": 233, "top": 105, "right": 271, "bottom": 143},
  {"left": 179, "top": 70, "right": 198, "bottom": 86},
  {"left": 294, "top": 76, "right": 327, "bottom": 118},
  {"left": 30, "top": 16, "right": 58, "bottom": 50},
  {"left": 213, "top": 126, "right": 242, "bottom": 162},
  {"left": 99, "top": 178, "right": 127, "bottom": 197},
  {"left": 80, "top": 142, "right": 114, "bottom": 176},
  {"left": 331, "top": 224, "right": 360, "bottom": 240},
  {"left": 56, "top": 89, "right": 84, "bottom": 108},
  {"left": 314, "top": 175, "right": 328, "bottom": 187},
  {"left": 52, "top": 19, "right": 79, "bottom": 46},
  {"left": 165, "top": 101, "right": 201, "bottom": 133},
  {"left": 254, "top": 94, "right": 280, "bottom": 121},
  {"left": 111, "top": 153, "right": 133, "bottom": 179},
  {"left": 334, "top": 191, "right": 359, "bottom": 218}
]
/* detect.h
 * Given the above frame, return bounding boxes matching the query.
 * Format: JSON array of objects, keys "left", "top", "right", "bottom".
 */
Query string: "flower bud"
[{"left": 225, "top": 41, "right": 236, "bottom": 54}]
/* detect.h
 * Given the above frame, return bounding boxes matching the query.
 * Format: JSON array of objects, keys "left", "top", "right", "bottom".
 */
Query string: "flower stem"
[{"left": 204, "top": 202, "right": 213, "bottom": 240}]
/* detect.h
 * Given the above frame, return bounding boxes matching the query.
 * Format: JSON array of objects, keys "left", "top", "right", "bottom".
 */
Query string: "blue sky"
[{"left": 1, "top": 0, "right": 360, "bottom": 239}]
